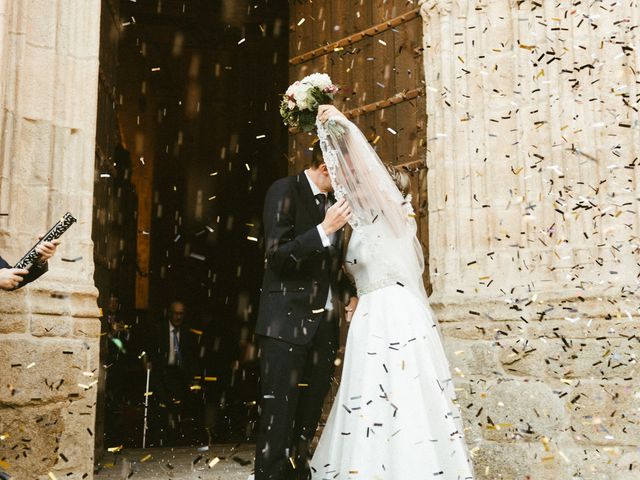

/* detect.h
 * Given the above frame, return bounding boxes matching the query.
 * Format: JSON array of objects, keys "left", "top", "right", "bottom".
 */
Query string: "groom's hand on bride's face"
[
  {"left": 321, "top": 198, "right": 352, "bottom": 235},
  {"left": 345, "top": 296, "right": 358, "bottom": 323}
]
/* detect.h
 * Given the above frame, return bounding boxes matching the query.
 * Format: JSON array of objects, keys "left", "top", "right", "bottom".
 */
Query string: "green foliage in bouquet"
[{"left": 280, "top": 86, "right": 336, "bottom": 133}]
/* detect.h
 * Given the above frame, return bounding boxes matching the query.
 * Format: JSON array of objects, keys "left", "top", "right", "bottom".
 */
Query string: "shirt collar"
[{"left": 304, "top": 169, "right": 323, "bottom": 197}]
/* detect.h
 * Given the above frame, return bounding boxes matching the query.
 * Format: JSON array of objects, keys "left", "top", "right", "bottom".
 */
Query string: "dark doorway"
[{"left": 93, "top": 0, "right": 289, "bottom": 454}]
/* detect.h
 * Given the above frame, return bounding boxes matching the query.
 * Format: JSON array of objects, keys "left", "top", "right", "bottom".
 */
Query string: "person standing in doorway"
[
  {"left": 253, "top": 143, "right": 357, "bottom": 480},
  {"left": 146, "top": 300, "right": 197, "bottom": 446}
]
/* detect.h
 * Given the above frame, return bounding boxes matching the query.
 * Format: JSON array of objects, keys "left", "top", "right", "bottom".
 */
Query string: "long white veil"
[{"left": 316, "top": 115, "right": 429, "bottom": 306}]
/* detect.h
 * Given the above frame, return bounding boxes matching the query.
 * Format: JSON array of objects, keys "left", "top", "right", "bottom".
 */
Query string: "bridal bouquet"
[{"left": 280, "top": 73, "right": 339, "bottom": 132}]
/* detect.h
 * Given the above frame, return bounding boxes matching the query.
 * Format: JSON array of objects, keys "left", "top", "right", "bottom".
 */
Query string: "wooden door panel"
[{"left": 286, "top": 1, "right": 429, "bottom": 430}]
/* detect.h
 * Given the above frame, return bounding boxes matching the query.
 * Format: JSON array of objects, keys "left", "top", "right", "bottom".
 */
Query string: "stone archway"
[
  {"left": 0, "top": 1, "right": 102, "bottom": 478},
  {"left": 420, "top": 0, "right": 640, "bottom": 477}
]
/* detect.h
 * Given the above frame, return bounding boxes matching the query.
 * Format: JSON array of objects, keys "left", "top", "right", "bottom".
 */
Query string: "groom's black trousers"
[{"left": 255, "top": 311, "right": 338, "bottom": 480}]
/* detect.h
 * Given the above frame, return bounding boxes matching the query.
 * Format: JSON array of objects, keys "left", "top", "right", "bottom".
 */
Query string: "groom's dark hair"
[{"left": 311, "top": 141, "right": 325, "bottom": 169}]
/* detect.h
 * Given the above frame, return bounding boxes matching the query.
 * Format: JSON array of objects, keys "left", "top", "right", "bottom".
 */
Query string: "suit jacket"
[
  {"left": 256, "top": 172, "right": 356, "bottom": 345},
  {"left": 0, "top": 256, "right": 48, "bottom": 289},
  {"left": 147, "top": 320, "right": 197, "bottom": 374},
  {"left": 146, "top": 320, "right": 198, "bottom": 405}
]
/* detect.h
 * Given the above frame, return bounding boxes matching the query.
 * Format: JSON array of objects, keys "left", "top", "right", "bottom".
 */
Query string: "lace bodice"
[
  {"left": 316, "top": 116, "right": 428, "bottom": 305},
  {"left": 346, "top": 225, "right": 417, "bottom": 297}
]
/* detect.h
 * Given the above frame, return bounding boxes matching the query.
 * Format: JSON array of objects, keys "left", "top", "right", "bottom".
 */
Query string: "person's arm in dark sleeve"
[
  {"left": 17, "top": 261, "right": 48, "bottom": 288},
  {"left": 263, "top": 180, "right": 325, "bottom": 275},
  {"left": 0, "top": 257, "right": 38, "bottom": 291},
  {"left": 336, "top": 268, "right": 357, "bottom": 303},
  {"left": 3, "top": 238, "right": 59, "bottom": 289}
]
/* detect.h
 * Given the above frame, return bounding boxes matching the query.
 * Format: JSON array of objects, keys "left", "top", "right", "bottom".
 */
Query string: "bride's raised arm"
[
  {"left": 316, "top": 106, "right": 413, "bottom": 237},
  {"left": 316, "top": 106, "right": 429, "bottom": 305}
]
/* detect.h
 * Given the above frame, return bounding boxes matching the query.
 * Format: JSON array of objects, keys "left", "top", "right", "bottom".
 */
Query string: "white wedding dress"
[{"left": 310, "top": 115, "right": 475, "bottom": 480}]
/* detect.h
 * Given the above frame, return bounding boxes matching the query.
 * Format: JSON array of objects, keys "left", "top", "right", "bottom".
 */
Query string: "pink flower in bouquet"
[
  {"left": 323, "top": 84, "right": 339, "bottom": 94},
  {"left": 280, "top": 73, "right": 339, "bottom": 132}
]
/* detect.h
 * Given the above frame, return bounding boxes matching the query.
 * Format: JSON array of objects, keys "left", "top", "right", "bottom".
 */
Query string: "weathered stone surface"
[
  {"left": 25, "top": 288, "right": 101, "bottom": 317},
  {"left": 470, "top": 440, "right": 552, "bottom": 480},
  {"left": 559, "top": 443, "right": 640, "bottom": 480},
  {"left": 0, "top": 1, "right": 102, "bottom": 477},
  {"left": 30, "top": 314, "right": 72, "bottom": 337},
  {"left": 459, "top": 379, "right": 568, "bottom": 441},
  {"left": 56, "top": 395, "right": 99, "bottom": 475},
  {"left": 0, "top": 337, "right": 95, "bottom": 405},
  {"left": 0, "top": 313, "right": 27, "bottom": 334},
  {"left": 0, "top": 291, "right": 31, "bottom": 314},
  {"left": 443, "top": 337, "right": 502, "bottom": 376},
  {"left": 569, "top": 381, "right": 640, "bottom": 447},
  {"left": 420, "top": 0, "right": 640, "bottom": 476},
  {"left": 21, "top": 47, "right": 56, "bottom": 120},
  {"left": 0, "top": 403, "right": 64, "bottom": 479},
  {"left": 440, "top": 320, "right": 528, "bottom": 341},
  {"left": 25, "top": 0, "right": 58, "bottom": 48},
  {"left": 497, "top": 337, "right": 639, "bottom": 380},
  {"left": 73, "top": 317, "right": 101, "bottom": 338}
]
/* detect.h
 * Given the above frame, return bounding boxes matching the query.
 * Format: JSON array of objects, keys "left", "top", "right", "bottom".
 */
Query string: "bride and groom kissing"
[{"left": 253, "top": 96, "right": 475, "bottom": 479}]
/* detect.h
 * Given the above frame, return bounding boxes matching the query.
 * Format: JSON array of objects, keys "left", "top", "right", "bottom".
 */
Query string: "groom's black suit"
[{"left": 255, "top": 172, "right": 354, "bottom": 480}]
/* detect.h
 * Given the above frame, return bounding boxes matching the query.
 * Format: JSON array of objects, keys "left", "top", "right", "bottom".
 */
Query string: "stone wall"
[
  {"left": 0, "top": 1, "right": 102, "bottom": 479},
  {"left": 420, "top": 1, "right": 640, "bottom": 478}
]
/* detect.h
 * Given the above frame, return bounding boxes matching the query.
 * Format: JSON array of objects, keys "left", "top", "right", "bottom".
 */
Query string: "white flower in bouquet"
[
  {"left": 303, "top": 73, "right": 338, "bottom": 94},
  {"left": 285, "top": 81, "right": 311, "bottom": 110}
]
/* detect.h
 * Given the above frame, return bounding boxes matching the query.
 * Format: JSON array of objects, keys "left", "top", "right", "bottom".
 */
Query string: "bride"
[{"left": 309, "top": 105, "right": 475, "bottom": 480}]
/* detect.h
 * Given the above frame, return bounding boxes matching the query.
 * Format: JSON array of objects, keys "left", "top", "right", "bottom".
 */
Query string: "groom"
[{"left": 254, "top": 142, "right": 357, "bottom": 480}]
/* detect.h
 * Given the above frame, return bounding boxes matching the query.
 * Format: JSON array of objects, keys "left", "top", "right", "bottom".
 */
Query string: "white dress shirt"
[{"left": 304, "top": 169, "right": 334, "bottom": 311}]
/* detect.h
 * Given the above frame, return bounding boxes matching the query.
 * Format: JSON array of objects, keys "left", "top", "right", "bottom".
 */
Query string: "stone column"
[
  {"left": 421, "top": 0, "right": 640, "bottom": 478},
  {"left": 0, "top": 1, "right": 102, "bottom": 478}
]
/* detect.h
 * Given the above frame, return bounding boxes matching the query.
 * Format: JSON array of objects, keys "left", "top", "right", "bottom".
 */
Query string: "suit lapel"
[
  {"left": 164, "top": 322, "right": 171, "bottom": 360},
  {"left": 296, "top": 172, "right": 323, "bottom": 224}
]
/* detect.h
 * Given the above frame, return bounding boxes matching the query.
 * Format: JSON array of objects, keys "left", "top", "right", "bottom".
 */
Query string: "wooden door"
[
  {"left": 287, "top": 0, "right": 428, "bottom": 286},
  {"left": 289, "top": 0, "right": 428, "bottom": 286},
  {"left": 287, "top": 0, "right": 429, "bottom": 431}
]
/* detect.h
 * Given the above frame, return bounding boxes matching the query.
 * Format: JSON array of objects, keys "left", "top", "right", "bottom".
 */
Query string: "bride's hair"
[
  {"left": 384, "top": 164, "right": 411, "bottom": 197},
  {"left": 311, "top": 141, "right": 324, "bottom": 168},
  {"left": 313, "top": 136, "right": 411, "bottom": 196}
]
